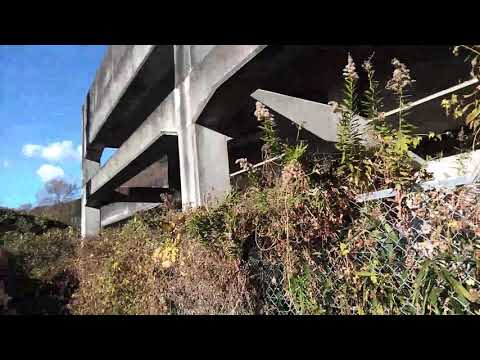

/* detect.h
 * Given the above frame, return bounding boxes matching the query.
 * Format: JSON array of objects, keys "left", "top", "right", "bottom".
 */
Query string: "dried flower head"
[
  {"left": 362, "top": 53, "right": 375, "bottom": 75},
  {"left": 386, "top": 58, "right": 415, "bottom": 94},
  {"left": 420, "top": 221, "right": 432, "bottom": 235},
  {"left": 328, "top": 101, "right": 342, "bottom": 113},
  {"left": 343, "top": 54, "right": 359, "bottom": 81},
  {"left": 280, "top": 160, "right": 307, "bottom": 189},
  {"left": 254, "top": 101, "right": 273, "bottom": 122},
  {"left": 235, "top": 158, "right": 253, "bottom": 171}
]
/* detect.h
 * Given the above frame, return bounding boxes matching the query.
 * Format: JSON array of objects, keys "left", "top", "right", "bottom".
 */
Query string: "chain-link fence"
[{"left": 247, "top": 183, "right": 480, "bottom": 315}]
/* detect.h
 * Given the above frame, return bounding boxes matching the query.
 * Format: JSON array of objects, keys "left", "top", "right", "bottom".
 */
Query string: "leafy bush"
[{"left": 442, "top": 45, "right": 480, "bottom": 149}]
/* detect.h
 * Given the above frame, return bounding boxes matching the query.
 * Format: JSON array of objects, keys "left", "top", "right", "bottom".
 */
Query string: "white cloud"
[
  {"left": 36, "top": 164, "right": 65, "bottom": 182},
  {"left": 22, "top": 140, "right": 81, "bottom": 162},
  {"left": 22, "top": 144, "right": 42, "bottom": 157}
]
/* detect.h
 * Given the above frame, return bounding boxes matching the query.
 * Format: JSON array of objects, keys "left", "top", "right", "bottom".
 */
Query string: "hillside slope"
[
  {"left": 1, "top": 207, "right": 68, "bottom": 240},
  {"left": 1, "top": 208, "right": 74, "bottom": 315},
  {"left": 29, "top": 199, "right": 81, "bottom": 229}
]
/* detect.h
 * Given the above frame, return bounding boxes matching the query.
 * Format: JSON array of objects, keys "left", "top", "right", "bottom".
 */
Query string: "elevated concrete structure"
[
  {"left": 82, "top": 45, "right": 470, "bottom": 237},
  {"left": 82, "top": 45, "right": 266, "bottom": 237}
]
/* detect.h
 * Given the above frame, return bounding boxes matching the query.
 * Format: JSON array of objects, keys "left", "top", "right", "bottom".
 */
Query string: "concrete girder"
[{"left": 251, "top": 89, "right": 372, "bottom": 143}]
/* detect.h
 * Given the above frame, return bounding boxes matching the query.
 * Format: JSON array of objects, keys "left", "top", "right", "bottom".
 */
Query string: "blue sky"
[{"left": 0, "top": 45, "right": 107, "bottom": 208}]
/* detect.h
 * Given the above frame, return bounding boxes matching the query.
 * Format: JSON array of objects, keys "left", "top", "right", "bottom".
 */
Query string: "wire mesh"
[{"left": 250, "top": 183, "right": 480, "bottom": 315}]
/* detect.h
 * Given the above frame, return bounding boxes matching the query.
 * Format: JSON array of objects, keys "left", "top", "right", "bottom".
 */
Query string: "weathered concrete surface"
[
  {"left": 81, "top": 189, "right": 100, "bottom": 237},
  {"left": 174, "top": 45, "right": 217, "bottom": 86},
  {"left": 193, "top": 124, "right": 231, "bottom": 206},
  {"left": 195, "top": 45, "right": 322, "bottom": 139},
  {"left": 88, "top": 45, "right": 174, "bottom": 154},
  {"left": 251, "top": 89, "right": 341, "bottom": 142}
]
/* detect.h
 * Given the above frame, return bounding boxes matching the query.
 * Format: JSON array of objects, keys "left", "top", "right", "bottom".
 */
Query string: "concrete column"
[
  {"left": 81, "top": 97, "right": 101, "bottom": 238},
  {"left": 176, "top": 122, "right": 231, "bottom": 209},
  {"left": 174, "top": 45, "right": 192, "bottom": 87},
  {"left": 81, "top": 182, "right": 100, "bottom": 238},
  {"left": 195, "top": 124, "right": 231, "bottom": 205},
  {"left": 174, "top": 46, "right": 231, "bottom": 209},
  {"left": 175, "top": 78, "right": 231, "bottom": 209}
]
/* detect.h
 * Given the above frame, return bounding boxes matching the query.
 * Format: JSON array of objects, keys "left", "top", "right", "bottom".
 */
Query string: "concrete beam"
[
  {"left": 251, "top": 89, "right": 341, "bottom": 142},
  {"left": 424, "top": 149, "right": 480, "bottom": 182},
  {"left": 88, "top": 45, "right": 175, "bottom": 148},
  {"left": 195, "top": 46, "right": 332, "bottom": 139},
  {"left": 121, "top": 158, "right": 169, "bottom": 188},
  {"left": 89, "top": 46, "right": 154, "bottom": 142},
  {"left": 100, "top": 202, "right": 161, "bottom": 228}
]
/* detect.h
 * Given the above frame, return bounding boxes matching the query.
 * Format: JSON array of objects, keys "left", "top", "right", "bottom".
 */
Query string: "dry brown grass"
[{"left": 69, "top": 210, "right": 255, "bottom": 315}]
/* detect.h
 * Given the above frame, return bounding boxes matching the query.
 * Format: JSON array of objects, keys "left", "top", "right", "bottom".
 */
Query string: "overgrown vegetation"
[
  {"left": 2, "top": 49, "right": 479, "bottom": 315},
  {"left": 28, "top": 199, "right": 81, "bottom": 229},
  {"left": 0, "top": 209, "right": 76, "bottom": 314},
  {"left": 442, "top": 45, "right": 480, "bottom": 149}
]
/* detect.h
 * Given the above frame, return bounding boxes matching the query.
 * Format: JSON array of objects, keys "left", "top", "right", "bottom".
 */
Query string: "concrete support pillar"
[
  {"left": 195, "top": 124, "right": 231, "bottom": 205},
  {"left": 81, "top": 182, "right": 100, "bottom": 238},
  {"left": 177, "top": 123, "right": 231, "bottom": 209},
  {"left": 81, "top": 97, "right": 101, "bottom": 238},
  {"left": 174, "top": 45, "right": 231, "bottom": 209},
  {"left": 174, "top": 45, "right": 192, "bottom": 87}
]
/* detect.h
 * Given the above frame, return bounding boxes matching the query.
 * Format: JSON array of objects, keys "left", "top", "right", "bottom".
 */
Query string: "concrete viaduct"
[{"left": 81, "top": 45, "right": 469, "bottom": 237}]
